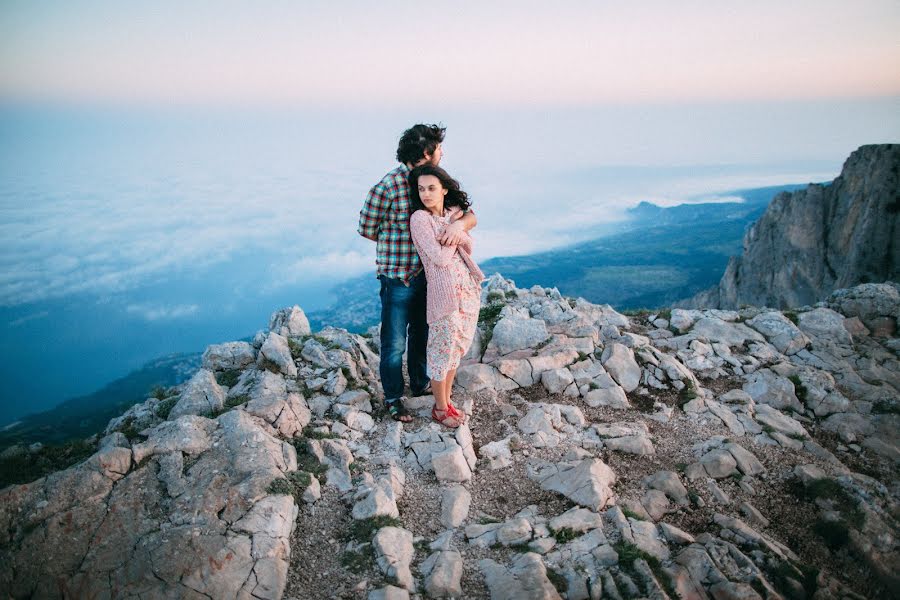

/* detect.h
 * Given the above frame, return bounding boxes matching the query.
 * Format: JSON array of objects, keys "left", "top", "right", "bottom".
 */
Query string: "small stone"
[
  {"left": 700, "top": 449, "right": 738, "bottom": 479},
  {"left": 440, "top": 485, "right": 472, "bottom": 528},
  {"left": 707, "top": 479, "right": 731, "bottom": 504},
  {"left": 497, "top": 518, "right": 533, "bottom": 546},
  {"left": 423, "top": 550, "right": 463, "bottom": 598},
  {"left": 432, "top": 445, "right": 473, "bottom": 483},
  {"left": 641, "top": 489, "right": 671, "bottom": 521},
  {"left": 740, "top": 502, "right": 770, "bottom": 528},
  {"left": 548, "top": 507, "right": 603, "bottom": 534}
]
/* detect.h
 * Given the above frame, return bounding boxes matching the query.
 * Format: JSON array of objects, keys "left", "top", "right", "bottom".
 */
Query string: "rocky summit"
[
  {"left": 1, "top": 275, "right": 898, "bottom": 599},
  {"left": 692, "top": 144, "right": 900, "bottom": 311}
]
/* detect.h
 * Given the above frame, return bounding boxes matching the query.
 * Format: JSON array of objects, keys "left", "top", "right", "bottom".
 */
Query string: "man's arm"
[
  {"left": 439, "top": 209, "right": 477, "bottom": 245},
  {"left": 358, "top": 183, "right": 388, "bottom": 241}
]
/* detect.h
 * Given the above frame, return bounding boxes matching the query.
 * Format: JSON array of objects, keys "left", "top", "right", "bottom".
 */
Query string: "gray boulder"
[
  {"left": 258, "top": 332, "right": 297, "bottom": 378},
  {"left": 490, "top": 315, "right": 550, "bottom": 355},
  {"left": 201, "top": 341, "right": 256, "bottom": 371},
  {"left": 600, "top": 343, "right": 641, "bottom": 392},
  {"left": 268, "top": 305, "right": 311, "bottom": 338},
  {"left": 170, "top": 369, "right": 225, "bottom": 418},
  {"left": 746, "top": 312, "right": 810, "bottom": 355}
]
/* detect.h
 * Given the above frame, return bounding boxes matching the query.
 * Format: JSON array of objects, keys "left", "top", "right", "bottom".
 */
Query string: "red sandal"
[{"left": 432, "top": 402, "right": 466, "bottom": 428}]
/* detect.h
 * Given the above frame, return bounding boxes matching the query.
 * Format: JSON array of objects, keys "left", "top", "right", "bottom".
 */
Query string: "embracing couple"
[{"left": 358, "top": 124, "right": 484, "bottom": 429}]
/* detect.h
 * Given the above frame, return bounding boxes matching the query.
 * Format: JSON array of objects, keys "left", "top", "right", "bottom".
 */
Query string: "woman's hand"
[{"left": 438, "top": 220, "right": 467, "bottom": 246}]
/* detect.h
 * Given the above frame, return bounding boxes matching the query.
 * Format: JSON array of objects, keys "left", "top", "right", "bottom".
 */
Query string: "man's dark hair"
[
  {"left": 396, "top": 124, "right": 446, "bottom": 165},
  {"left": 408, "top": 165, "right": 471, "bottom": 215}
]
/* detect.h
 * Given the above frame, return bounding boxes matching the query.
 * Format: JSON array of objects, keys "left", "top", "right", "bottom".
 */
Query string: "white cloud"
[
  {"left": 7, "top": 310, "right": 49, "bottom": 327},
  {"left": 125, "top": 303, "right": 199, "bottom": 321}
]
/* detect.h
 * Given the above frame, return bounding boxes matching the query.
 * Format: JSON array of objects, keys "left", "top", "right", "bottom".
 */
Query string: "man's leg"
[
  {"left": 407, "top": 271, "right": 430, "bottom": 396},
  {"left": 379, "top": 276, "right": 412, "bottom": 403}
]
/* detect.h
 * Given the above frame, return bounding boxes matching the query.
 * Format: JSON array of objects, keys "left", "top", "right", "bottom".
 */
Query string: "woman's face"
[{"left": 417, "top": 175, "right": 447, "bottom": 213}]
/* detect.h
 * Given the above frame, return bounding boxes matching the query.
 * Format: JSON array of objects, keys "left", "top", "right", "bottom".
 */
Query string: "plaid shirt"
[{"left": 358, "top": 164, "right": 423, "bottom": 283}]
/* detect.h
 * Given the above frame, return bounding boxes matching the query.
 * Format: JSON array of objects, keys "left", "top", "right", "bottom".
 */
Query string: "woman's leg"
[
  {"left": 445, "top": 368, "right": 457, "bottom": 403},
  {"left": 432, "top": 376, "right": 449, "bottom": 411}
]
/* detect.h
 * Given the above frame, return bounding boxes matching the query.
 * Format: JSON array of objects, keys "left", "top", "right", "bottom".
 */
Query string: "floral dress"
[{"left": 426, "top": 215, "right": 482, "bottom": 381}]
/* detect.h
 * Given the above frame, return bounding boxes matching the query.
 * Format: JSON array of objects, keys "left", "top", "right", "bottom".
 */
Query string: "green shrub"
[
  {"left": 550, "top": 527, "right": 581, "bottom": 544},
  {"left": 287, "top": 339, "right": 304, "bottom": 360},
  {"left": 216, "top": 369, "right": 242, "bottom": 388},
  {"left": 546, "top": 567, "right": 568, "bottom": 593},
  {"left": 117, "top": 417, "right": 146, "bottom": 441},
  {"left": 678, "top": 382, "right": 698, "bottom": 408},
  {"left": 478, "top": 302, "right": 505, "bottom": 352},
  {"left": 788, "top": 375, "right": 808, "bottom": 403},
  {"left": 0, "top": 438, "right": 98, "bottom": 488},
  {"left": 155, "top": 396, "right": 179, "bottom": 420},
  {"left": 347, "top": 515, "right": 403, "bottom": 542}
]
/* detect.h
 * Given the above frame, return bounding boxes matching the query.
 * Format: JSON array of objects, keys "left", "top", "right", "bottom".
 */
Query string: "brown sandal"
[{"left": 432, "top": 403, "right": 466, "bottom": 428}]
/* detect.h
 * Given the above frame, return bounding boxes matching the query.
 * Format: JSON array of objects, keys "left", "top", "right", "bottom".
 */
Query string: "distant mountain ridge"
[
  {"left": 688, "top": 144, "right": 900, "bottom": 310},
  {"left": 0, "top": 353, "right": 199, "bottom": 449}
]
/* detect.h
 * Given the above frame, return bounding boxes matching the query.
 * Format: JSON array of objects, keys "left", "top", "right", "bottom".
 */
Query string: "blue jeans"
[{"left": 379, "top": 272, "right": 429, "bottom": 402}]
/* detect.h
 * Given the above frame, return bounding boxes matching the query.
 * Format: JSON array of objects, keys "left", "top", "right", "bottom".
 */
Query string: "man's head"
[{"left": 396, "top": 124, "right": 445, "bottom": 167}]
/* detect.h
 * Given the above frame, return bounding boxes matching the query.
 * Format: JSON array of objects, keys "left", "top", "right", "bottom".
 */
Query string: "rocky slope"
[
  {"left": 1, "top": 276, "right": 898, "bottom": 599},
  {"left": 690, "top": 144, "right": 900, "bottom": 311}
]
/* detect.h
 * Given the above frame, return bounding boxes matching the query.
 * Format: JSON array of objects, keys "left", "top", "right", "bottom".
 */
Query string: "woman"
[{"left": 408, "top": 165, "right": 484, "bottom": 428}]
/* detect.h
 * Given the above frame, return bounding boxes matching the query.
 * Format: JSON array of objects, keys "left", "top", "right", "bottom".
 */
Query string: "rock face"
[{"left": 694, "top": 144, "right": 900, "bottom": 310}]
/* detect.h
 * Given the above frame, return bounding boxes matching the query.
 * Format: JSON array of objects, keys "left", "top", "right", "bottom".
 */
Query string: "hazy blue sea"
[{"left": 3, "top": 100, "right": 886, "bottom": 425}]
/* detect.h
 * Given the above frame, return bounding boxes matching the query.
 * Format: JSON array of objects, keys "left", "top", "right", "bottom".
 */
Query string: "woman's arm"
[
  {"left": 410, "top": 211, "right": 458, "bottom": 267},
  {"left": 439, "top": 209, "right": 477, "bottom": 245}
]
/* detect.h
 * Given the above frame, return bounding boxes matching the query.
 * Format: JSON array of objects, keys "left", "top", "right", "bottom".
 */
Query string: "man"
[{"left": 358, "top": 124, "right": 477, "bottom": 422}]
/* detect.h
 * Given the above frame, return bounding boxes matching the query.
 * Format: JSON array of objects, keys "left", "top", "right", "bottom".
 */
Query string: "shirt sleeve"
[
  {"left": 410, "top": 212, "right": 458, "bottom": 267},
  {"left": 358, "top": 182, "right": 388, "bottom": 241}
]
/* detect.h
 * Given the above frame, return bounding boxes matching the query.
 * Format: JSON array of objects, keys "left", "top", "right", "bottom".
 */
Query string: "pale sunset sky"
[{"left": 1, "top": 0, "right": 899, "bottom": 108}]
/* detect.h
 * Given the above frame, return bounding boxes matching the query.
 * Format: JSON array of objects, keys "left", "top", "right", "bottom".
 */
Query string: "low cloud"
[
  {"left": 7, "top": 311, "right": 50, "bottom": 328},
  {"left": 126, "top": 303, "right": 199, "bottom": 321}
]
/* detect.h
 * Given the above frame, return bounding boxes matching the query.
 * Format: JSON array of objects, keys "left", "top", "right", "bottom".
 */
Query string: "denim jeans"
[{"left": 379, "top": 272, "right": 429, "bottom": 402}]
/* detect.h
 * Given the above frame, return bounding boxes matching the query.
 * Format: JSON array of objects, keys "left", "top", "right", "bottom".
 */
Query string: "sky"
[{"left": 2, "top": 1, "right": 900, "bottom": 108}]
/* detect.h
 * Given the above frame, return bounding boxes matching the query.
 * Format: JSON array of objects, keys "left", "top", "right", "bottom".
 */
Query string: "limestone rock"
[
  {"left": 528, "top": 458, "right": 616, "bottom": 511},
  {"left": 601, "top": 343, "right": 642, "bottom": 392},
  {"left": 170, "top": 369, "right": 225, "bottom": 419},
  {"left": 422, "top": 550, "right": 464, "bottom": 598},
  {"left": 643, "top": 471, "right": 690, "bottom": 506},
  {"left": 541, "top": 368, "right": 574, "bottom": 394},
  {"left": 258, "top": 332, "right": 298, "bottom": 378},
  {"left": 432, "top": 445, "right": 473, "bottom": 483},
  {"left": 490, "top": 316, "right": 550, "bottom": 355},
  {"left": 201, "top": 341, "right": 256, "bottom": 371},
  {"left": 548, "top": 507, "right": 602, "bottom": 534},
  {"left": 755, "top": 404, "right": 809, "bottom": 438},
  {"left": 373, "top": 527, "right": 415, "bottom": 590},
  {"left": 479, "top": 553, "right": 563, "bottom": 600},
  {"left": 269, "top": 305, "right": 311, "bottom": 338},
  {"left": 441, "top": 485, "right": 471, "bottom": 528},
  {"left": 797, "top": 307, "right": 853, "bottom": 345},
  {"left": 746, "top": 312, "right": 810, "bottom": 355},
  {"left": 497, "top": 518, "right": 533, "bottom": 546},
  {"left": 699, "top": 449, "right": 738, "bottom": 479},
  {"left": 583, "top": 384, "right": 630, "bottom": 409},
  {"left": 480, "top": 437, "right": 514, "bottom": 470},
  {"left": 703, "top": 145, "right": 900, "bottom": 310},
  {"left": 743, "top": 369, "right": 802, "bottom": 412}
]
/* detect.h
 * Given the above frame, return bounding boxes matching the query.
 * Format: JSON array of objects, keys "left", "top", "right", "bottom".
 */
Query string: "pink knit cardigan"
[{"left": 409, "top": 209, "right": 485, "bottom": 324}]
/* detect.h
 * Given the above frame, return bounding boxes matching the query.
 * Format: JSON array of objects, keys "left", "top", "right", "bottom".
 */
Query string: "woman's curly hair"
[{"left": 408, "top": 165, "right": 471, "bottom": 215}]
